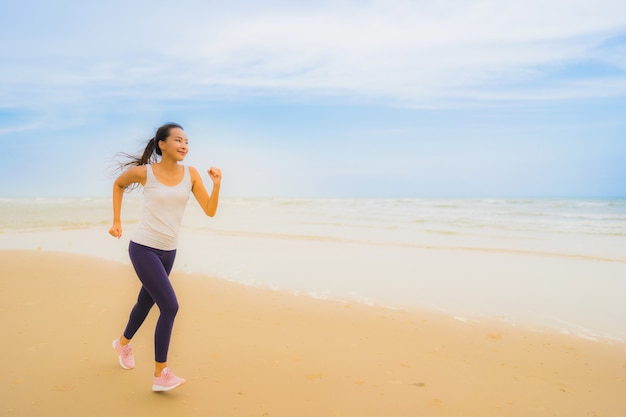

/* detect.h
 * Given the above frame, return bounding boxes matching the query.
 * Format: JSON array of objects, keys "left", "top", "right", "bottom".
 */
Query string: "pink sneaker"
[
  {"left": 112, "top": 339, "right": 135, "bottom": 370},
  {"left": 152, "top": 368, "right": 186, "bottom": 392}
]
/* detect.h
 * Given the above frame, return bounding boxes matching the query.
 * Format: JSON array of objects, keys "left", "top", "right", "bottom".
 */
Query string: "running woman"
[{"left": 108, "top": 123, "right": 221, "bottom": 391}]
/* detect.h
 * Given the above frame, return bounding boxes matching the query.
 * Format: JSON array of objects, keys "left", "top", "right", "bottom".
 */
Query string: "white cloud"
[
  {"left": 0, "top": 123, "right": 42, "bottom": 136},
  {"left": 1, "top": 0, "right": 625, "bottom": 108}
]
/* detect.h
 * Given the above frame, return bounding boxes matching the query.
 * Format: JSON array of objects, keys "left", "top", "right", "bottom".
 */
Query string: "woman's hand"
[
  {"left": 109, "top": 222, "right": 122, "bottom": 239},
  {"left": 208, "top": 167, "right": 222, "bottom": 186}
]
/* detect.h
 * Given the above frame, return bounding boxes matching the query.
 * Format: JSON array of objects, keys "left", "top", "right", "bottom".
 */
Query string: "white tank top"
[{"left": 132, "top": 164, "right": 192, "bottom": 251}]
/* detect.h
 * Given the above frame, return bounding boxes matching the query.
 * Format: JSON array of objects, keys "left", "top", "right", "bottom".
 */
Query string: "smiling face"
[{"left": 158, "top": 127, "right": 189, "bottom": 162}]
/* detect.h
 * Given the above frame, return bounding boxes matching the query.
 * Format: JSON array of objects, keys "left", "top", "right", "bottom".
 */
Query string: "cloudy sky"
[{"left": 1, "top": 0, "right": 625, "bottom": 198}]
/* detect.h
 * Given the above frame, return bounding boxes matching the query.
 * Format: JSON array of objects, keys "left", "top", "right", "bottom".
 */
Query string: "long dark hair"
[
  {"left": 113, "top": 123, "right": 183, "bottom": 191},
  {"left": 117, "top": 122, "right": 184, "bottom": 170}
]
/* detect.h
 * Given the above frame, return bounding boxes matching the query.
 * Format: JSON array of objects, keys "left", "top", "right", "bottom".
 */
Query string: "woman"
[{"left": 108, "top": 122, "right": 221, "bottom": 391}]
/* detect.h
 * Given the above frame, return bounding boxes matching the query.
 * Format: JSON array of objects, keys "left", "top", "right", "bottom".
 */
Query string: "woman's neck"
[{"left": 157, "top": 158, "right": 180, "bottom": 172}]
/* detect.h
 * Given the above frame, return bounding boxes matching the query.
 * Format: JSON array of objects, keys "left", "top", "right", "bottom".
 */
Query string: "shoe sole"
[
  {"left": 152, "top": 380, "right": 186, "bottom": 392},
  {"left": 112, "top": 340, "right": 134, "bottom": 370}
]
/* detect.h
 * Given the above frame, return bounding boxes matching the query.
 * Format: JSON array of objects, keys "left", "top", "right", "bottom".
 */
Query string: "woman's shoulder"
[
  {"left": 130, "top": 165, "right": 148, "bottom": 175},
  {"left": 115, "top": 164, "right": 147, "bottom": 188},
  {"left": 186, "top": 166, "right": 204, "bottom": 186},
  {"left": 125, "top": 165, "right": 148, "bottom": 180}
]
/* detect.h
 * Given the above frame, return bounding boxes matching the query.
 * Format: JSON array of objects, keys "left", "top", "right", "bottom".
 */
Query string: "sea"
[{"left": 1, "top": 197, "right": 625, "bottom": 342}]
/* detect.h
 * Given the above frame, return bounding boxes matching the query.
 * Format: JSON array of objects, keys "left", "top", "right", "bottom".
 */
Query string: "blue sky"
[{"left": 1, "top": 0, "right": 625, "bottom": 198}]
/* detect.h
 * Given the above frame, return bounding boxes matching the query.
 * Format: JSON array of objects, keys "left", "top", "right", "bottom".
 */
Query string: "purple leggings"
[{"left": 123, "top": 241, "right": 179, "bottom": 363}]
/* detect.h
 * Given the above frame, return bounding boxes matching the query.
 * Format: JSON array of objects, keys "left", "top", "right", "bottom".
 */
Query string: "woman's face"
[{"left": 159, "top": 127, "right": 189, "bottom": 161}]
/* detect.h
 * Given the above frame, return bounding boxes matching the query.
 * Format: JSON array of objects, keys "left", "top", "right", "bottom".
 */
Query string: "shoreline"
[
  {"left": 2, "top": 249, "right": 625, "bottom": 417},
  {"left": 2, "top": 226, "right": 626, "bottom": 343}
]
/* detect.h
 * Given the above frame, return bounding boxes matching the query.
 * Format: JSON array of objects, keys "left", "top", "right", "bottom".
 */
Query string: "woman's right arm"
[{"left": 108, "top": 166, "right": 147, "bottom": 239}]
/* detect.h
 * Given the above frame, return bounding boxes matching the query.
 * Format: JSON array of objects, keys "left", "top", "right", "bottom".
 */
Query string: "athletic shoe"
[
  {"left": 112, "top": 339, "right": 135, "bottom": 370},
  {"left": 152, "top": 368, "right": 186, "bottom": 392}
]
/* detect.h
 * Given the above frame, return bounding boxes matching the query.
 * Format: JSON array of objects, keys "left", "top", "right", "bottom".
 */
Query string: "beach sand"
[{"left": 2, "top": 250, "right": 625, "bottom": 417}]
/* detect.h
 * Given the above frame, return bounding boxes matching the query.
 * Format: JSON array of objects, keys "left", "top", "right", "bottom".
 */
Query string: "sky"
[{"left": 1, "top": 0, "right": 625, "bottom": 198}]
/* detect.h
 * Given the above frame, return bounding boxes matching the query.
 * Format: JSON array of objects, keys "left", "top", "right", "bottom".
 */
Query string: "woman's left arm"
[{"left": 190, "top": 166, "right": 222, "bottom": 217}]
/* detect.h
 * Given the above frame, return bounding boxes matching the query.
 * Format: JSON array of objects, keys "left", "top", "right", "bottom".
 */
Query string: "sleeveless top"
[{"left": 132, "top": 164, "right": 192, "bottom": 251}]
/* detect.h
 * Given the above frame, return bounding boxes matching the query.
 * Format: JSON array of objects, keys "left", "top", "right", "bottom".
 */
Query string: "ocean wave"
[{"left": 2, "top": 196, "right": 625, "bottom": 239}]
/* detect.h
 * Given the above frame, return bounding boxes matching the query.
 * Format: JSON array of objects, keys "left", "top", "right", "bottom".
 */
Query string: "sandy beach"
[{"left": 2, "top": 249, "right": 625, "bottom": 417}]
